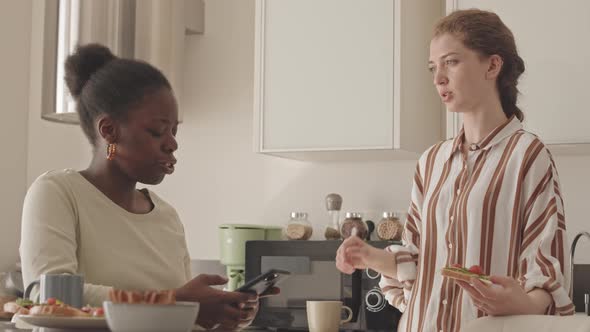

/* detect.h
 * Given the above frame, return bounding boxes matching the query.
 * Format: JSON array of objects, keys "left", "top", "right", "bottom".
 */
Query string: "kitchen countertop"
[
  {"left": 0, "top": 322, "right": 369, "bottom": 332},
  {"left": 462, "top": 313, "right": 590, "bottom": 332},
  {"left": 2, "top": 315, "right": 589, "bottom": 332},
  {"left": 0, "top": 321, "right": 275, "bottom": 332}
]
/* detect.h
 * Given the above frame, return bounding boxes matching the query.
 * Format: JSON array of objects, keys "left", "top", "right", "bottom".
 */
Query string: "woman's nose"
[
  {"left": 433, "top": 69, "right": 448, "bottom": 86},
  {"left": 164, "top": 135, "right": 178, "bottom": 153}
]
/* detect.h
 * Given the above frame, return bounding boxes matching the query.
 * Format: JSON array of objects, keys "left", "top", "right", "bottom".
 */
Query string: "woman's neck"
[
  {"left": 461, "top": 98, "right": 508, "bottom": 146},
  {"left": 80, "top": 157, "right": 140, "bottom": 210}
]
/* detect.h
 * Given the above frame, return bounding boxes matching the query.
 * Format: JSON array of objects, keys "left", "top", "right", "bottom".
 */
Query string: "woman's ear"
[
  {"left": 96, "top": 115, "right": 119, "bottom": 144},
  {"left": 486, "top": 54, "right": 503, "bottom": 80}
]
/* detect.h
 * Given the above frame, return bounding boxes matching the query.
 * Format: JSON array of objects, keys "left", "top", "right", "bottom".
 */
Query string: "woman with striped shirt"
[{"left": 335, "top": 9, "right": 573, "bottom": 332}]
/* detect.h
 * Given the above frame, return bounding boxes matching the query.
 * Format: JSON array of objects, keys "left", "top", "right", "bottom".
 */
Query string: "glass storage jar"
[
  {"left": 340, "top": 212, "right": 368, "bottom": 239},
  {"left": 284, "top": 212, "right": 313, "bottom": 240},
  {"left": 376, "top": 212, "right": 403, "bottom": 240}
]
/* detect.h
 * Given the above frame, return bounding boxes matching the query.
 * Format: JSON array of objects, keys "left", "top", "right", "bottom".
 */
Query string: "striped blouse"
[{"left": 379, "top": 116, "right": 574, "bottom": 332}]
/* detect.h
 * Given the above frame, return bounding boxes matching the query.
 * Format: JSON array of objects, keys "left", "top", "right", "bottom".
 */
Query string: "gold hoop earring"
[{"left": 106, "top": 143, "right": 117, "bottom": 161}]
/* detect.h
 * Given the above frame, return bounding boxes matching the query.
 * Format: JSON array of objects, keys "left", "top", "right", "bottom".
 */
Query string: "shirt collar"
[{"left": 447, "top": 115, "right": 522, "bottom": 160}]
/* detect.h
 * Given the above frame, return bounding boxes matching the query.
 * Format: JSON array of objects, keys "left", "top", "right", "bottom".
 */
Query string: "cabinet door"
[
  {"left": 255, "top": 0, "right": 394, "bottom": 152},
  {"left": 453, "top": 0, "right": 590, "bottom": 145}
]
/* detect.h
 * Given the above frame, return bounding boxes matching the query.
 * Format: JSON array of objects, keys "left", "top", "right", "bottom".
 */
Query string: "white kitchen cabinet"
[
  {"left": 447, "top": 0, "right": 590, "bottom": 149},
  {"left": 254, "top": 0, "right": 445, "bottom": 159}
]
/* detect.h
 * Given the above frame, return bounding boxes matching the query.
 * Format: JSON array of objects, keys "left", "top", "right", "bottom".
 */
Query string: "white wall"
[
  {"left": 0, "top": 0, "right": 32, "bottom": 272},
  {"left": 5, "top": 0, "right": 590, "bottom": 273},
  {"left": 151, "top": 0, "right": 590, "bottom": 262}
]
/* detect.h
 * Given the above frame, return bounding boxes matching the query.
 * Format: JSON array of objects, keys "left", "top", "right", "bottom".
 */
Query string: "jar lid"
[
  {"left": 382, "top": 212, "right": 397, "bottom": 219},
  {"left": 325, "top": 193, "right": 343, "bottom": 211},
  {"left": 290, "top": 212, "right": 308, "bottom": 219},
  {"left": 345, "top": 212, "right": 362, "bottom": 219}
]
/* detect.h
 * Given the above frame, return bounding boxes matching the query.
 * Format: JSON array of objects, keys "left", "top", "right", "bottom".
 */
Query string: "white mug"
[{"left": 306, "top": 300, "right": 353, "bottom": 332}]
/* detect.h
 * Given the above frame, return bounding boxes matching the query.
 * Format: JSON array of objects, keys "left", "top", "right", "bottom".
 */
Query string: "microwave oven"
[{"left": 245, "top": 240, "right": 403, "bottom": 331}]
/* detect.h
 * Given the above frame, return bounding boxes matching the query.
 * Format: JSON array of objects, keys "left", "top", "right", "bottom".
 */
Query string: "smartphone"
[{"left": 236, "top": 269, "right": 291, "bottom": 295}]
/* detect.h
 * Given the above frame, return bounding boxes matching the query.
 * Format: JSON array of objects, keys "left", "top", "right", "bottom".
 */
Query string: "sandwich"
[{"left": 441, "top": 264, "right": 492, "bottom": 285}]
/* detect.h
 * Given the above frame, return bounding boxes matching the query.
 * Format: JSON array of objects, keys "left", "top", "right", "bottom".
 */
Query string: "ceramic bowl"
[{"left": 103, "top": 301, "right": 199, "bottom": 332}]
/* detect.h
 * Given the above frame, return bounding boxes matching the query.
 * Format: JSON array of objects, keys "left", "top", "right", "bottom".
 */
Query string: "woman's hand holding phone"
[
  {"left": 236, "top": 269, "right": 289, "bottom": 296},
  {"left": 175, "top": 274, "right": 257, "bottom": 329}
]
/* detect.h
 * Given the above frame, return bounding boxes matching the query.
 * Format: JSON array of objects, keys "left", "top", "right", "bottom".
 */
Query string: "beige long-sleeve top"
[
  {"left": 20, "top": 169, "right": 191, "bottom": 306},
  {"left": 379, "top": 116, "right": 574, "bottom": 332}
]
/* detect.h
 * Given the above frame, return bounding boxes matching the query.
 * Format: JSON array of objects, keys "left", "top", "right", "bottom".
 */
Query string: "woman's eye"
[
  {"left": 445, "top": 59, "right": 458, "bottom": 65},
  {"left": 148, "top": 129, "right": 163, "bottom": 137},
  {"left": 428, "top": 66, "right": 435, "bottom": 73}
]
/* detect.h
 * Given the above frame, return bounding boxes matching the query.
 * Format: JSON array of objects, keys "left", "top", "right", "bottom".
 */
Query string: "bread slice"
[
  {"left": 3, "top": 301, "right": 21, "bottom": 314},
  {"left": 441, "top": 267, "right": 492, "bottom": 285},
  {"left": 3, "top": 301, "right": 30, "bottom": 315},
  {"left": 29, "top": 304, "right": 90, "bottom": 317},
  {"left": 108, "top": 289, "right": 175, "bottom": 305}
]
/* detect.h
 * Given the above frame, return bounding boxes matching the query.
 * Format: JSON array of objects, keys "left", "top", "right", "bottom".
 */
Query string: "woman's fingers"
[
  {"left": 336, "top": 242, "right": 357, "bottom": 274},
  {"left": 219, "top": 290, "right": 254, "bottom": 304},
  {"left": 455, "top": 280, "right": 486, "bottom": 303},
  {"left": 336, "top": 259, "right": 355, "bottom": 274},
  {"left": 336, "top": 236, "right": 375, "bottom": 273},
  {"left": 459, "top": 276, "right": 529, "bottom": 316},
  {"left": 470, "top": 278, "right": 496, "bottom": 300},
  {"left": 457, "top": 279, "right": 506, "bottom": 315},
  {"left": 241, "top": 302, "right": 258, "bottom": 309},
  {"left": 472, "top": 299, "right": 494, "bottom": 314},
  {"left": 335, "top": 254, "right": 352, "bottom": 273},
  {"left": 240, "top": 307, "right": 257, "bottom": 320},
  {"left": 219, "top": 303, "right": 258, "bottom": 330},
  {"left": 345, "top": 246, "right": 364, "bottom": 259},
  {"left": 489, "top": 275, "right": 515, "bottom": 287},
  {"left": 220, "top": 304, "right": 243, "bottom": 325},
  {"left": 342, "top": 235, "right": 364, "bottom": 246},
  {"left": 260, "top": 286, "right": 280, "bottom": 298}
]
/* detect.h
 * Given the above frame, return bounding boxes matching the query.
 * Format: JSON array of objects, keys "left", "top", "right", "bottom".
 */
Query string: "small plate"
[{"left": 18, "top": 315, "right": 107, "bottom": 329}]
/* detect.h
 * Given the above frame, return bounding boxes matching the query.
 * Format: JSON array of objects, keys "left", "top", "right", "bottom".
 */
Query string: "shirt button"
[
  {"left": 456, "top": 189, "right": 461, "bottom": 195},
  {"left": 448, "top": 243, "right": 453, "bottom": 249},
  {"left": 450, "top": 215, "right": 454, "bottom": 222},
  {"left": 442, "top": 299, "right": 448, "bottom": 305}
]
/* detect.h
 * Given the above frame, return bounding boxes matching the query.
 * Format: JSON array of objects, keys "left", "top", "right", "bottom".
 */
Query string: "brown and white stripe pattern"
[{"left": 378, "top": 116, "right": 573, "bottom": 332}]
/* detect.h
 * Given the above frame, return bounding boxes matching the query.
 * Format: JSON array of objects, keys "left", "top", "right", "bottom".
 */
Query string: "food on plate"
[
  {"left": 108, "top": 289, "right": 175, "bottom": 305},
  {"left": 4, "top": 289, "right": 175, "bottom": 320},
  {"left": 3, "top": 298, "right": 36, "bottom": 315},
  {"left": 29, "top": 303, "right": 90, "bottom": 317},
  {"left": 3, "top": 297, "right": 104, "bottom": 318},
  {"left": 441, "top": 264, "right": 492, "bottom": 284},
  {"left": 81, "top": 305, "right": 105, "bottom": 317},
  {"left": 0, "top": 295, "right": 18, "bottom": 319}
]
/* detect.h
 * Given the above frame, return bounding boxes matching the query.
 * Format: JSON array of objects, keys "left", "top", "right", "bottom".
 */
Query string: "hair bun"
[{"left": 64, "top": 43, "right": 117, "bottom": 98}]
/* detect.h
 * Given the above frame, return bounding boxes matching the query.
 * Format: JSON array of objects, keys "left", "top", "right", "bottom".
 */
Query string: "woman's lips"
[
  {"left": 441, "top": 91, "right": 453, "bottom": 103},
  {"left": 159, "top": 162, "right": 175, "bottom": 174}
]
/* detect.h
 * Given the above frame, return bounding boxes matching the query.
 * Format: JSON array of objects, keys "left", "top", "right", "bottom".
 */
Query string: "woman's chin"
[
  {"left": 138, "top": 173, "right": 166, "bottom": 186},
  {"left": 445, "top": 103, "right": 469, "bottom": 114}
]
